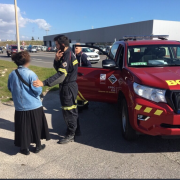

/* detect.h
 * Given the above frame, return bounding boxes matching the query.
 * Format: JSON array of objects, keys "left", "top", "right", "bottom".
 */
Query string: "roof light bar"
[{"left": 123, "top": 35, "right": 169, "bottom": 40}]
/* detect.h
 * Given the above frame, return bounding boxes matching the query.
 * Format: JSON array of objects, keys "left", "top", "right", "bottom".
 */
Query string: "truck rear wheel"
[{"left": 120, "top": 97, "right": 138, "bottom": 141}]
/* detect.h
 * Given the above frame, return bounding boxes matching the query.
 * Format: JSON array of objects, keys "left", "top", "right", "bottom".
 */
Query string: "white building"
[{"left": 43, "top": 20, "right": 180, "bottom": 46}]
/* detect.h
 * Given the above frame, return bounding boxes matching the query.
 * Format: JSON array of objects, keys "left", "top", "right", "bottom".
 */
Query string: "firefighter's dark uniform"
[
  {"left": 43, "top": 47, "right": 79, "bottom": 135},
  {"left": 76, "top": 52, "right": 92, "bottom": 67},
  {"left": 76, "top": 52, "right": 91, "bottom": 107}
]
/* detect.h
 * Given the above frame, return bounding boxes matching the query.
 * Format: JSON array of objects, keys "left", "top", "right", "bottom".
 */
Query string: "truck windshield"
[{"left": 128, "top": 45, "right": 180, "bottom": 67}]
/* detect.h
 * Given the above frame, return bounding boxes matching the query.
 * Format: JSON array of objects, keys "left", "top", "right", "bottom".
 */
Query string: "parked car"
[
  {"left": 24, "top": 45, "right": 28, "bottom": 51},
  {"left": 51, "top": 47, "right": 56, "bottom": 52},
  {"left": 98, "top": 46, "right": 106, "bottom": 55},
  {"left": 41, "top": 46, "right": 47, "bottom": 51},
  {"left": 36, "top": 45, "right": 42, "bottom": 51},
  {"left": 27, "top": 46, "right": 37, "bottom": 53},
  {"left": 0, "top": 47, "right": 3, "bottom": 54},
  {"left": 7, "top": 45, "right": 17, "bottom": 56},
  {"left": 47, "top": 47, "right": 52, "bottom": 52},
  {"left": 106, "top": 46, "right": 112, "bottom": 54},
  {"left": 20, "top": 46, "right": 24, "bottom": 50},
  {"left": 81, "top": 47, "right": 100, "bottom": 63},
  {"left": 6, "top": 45, "right": 23, "bottom": 56},
  {"left": 91, "top": 48, "right": 99, "bottom": 54}
]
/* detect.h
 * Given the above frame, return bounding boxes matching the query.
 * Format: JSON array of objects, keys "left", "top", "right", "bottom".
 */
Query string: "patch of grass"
[
  {"left": 0, "top": 60, "right": 58, "bottom": 102},
  {"left": 0, "top": 41, "right": 43, "bottom": 47}
]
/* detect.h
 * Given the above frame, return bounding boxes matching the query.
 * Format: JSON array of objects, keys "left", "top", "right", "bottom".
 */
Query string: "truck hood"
[{"left": 129, "top": 66, "right": 180, "bottom": 90}]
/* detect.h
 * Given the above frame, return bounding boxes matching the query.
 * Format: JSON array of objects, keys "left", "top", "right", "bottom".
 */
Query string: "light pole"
[
  {"left": 45, "top": 29, "right": 49, "bottom": 35},
  {"left": 14, "top": 0, "right": 20, "bottom": 52}
]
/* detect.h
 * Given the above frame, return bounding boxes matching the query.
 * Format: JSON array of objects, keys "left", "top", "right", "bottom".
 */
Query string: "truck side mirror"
[{"left": 102, "top": 59, "right": 117, "bottom": 69}]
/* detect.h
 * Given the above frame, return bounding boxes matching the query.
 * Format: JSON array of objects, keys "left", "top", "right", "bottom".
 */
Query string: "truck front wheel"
[{"left": 120, "top": 97, "right": 138, "bottom": 141}]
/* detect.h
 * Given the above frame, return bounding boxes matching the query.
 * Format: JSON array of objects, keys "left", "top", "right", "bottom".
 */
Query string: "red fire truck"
[{"left": 76, "top": 35, "right": 180, "bottom": 140}]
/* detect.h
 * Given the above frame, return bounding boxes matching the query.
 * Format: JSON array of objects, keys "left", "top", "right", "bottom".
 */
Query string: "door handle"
[{"left": 78, "top": 72, "right": 84, "bottom": 76}]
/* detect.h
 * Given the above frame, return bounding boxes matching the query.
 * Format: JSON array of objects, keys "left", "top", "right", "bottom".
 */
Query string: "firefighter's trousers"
[{"left": 59, "top": 82, "right": 78, "bottom": 135}]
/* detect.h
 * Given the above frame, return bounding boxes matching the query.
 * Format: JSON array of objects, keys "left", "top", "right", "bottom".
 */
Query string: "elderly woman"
[{"left": 8, "top": 51, "right": 50, "bottom": 155}]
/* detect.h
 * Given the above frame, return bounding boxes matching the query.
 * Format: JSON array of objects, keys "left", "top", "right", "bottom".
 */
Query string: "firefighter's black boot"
[{"left": 58, "top": 134, "right": 75, "bottom": 144}]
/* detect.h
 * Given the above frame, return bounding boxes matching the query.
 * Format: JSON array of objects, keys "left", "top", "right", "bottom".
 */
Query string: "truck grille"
[{"left": 166, "top": 90, "right": 180, "bottom": 114}]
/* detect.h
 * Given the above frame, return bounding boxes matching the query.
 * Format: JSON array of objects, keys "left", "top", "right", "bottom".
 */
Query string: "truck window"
[
  {"left": 116, "top": 46, "right": 124, "bottom": 69},
  {"left": 109, "top": 44, "right": 119, "bottom": 60}
]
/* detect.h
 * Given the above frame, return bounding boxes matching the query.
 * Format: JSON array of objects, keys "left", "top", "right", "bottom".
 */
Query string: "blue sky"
[{"left": 1, "top": 0, "right": 180, "bottom": 41}]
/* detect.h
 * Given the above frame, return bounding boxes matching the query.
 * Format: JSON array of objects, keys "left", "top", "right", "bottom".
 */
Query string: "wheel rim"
[{"left": 122, "top": 105, "right": 126, "bottom": 132}]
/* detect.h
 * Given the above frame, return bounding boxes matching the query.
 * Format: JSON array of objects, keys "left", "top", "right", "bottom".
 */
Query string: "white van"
[{"left": 41, "top": 46, "right": 47, "bottom": 51}]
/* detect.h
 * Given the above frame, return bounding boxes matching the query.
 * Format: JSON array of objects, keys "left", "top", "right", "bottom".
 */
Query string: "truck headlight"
[{"left": 133, "top": 82, "right": 167, "bottom": 103}]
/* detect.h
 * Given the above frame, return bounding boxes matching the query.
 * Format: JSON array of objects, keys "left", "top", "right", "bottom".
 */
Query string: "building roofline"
[
  {"left": 44, "top": 19, "right": 155, "bottom": 38},
  {"left": 44, "top": 19, "right": 180, "bottom": 38}
]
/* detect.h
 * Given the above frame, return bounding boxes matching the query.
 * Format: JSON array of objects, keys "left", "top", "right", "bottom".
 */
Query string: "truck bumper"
[{"left": 131, "top": 98, "right": 180, "bottom": 136}]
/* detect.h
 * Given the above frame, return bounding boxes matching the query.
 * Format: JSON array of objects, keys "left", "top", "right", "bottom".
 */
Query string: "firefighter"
[
  {"left": 33, "top": 35, "right": 80, "bottom": 144},
  {"left": 75, "top": 43, "right": 91, "bottom": 109}
]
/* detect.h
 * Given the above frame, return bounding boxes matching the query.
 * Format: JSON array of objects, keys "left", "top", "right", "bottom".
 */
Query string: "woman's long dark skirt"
[{"left": 14, "top": 106, "right": 50, "bottom": 149}]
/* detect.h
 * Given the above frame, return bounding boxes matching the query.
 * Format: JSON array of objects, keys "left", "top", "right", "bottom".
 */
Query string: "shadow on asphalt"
[
  {"left": 42, "top": 91, "right": 180, "bottom": 154},
  {"left": 0, "top": 118, "right": 14, "bottom": 132},
  {"left": 0, "top": 137, "right": 19, "bottom": 155},
  {"left": 0, "top": 118, "right": 37, "bottom": 155}
]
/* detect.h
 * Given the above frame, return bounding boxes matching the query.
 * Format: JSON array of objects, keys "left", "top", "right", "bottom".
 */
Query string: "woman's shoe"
[
  {"left": 20, "top": 149, "right": 30, "bottom": 155},
  {"left": 34, "top": 144, "right": 46, "bottom": 153}
]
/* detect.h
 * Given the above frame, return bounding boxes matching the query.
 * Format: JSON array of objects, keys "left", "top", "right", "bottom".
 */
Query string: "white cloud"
[
  {"left": 21, "top": 35, "right": 29, "bottom": 39},
  {"left": 0, "top": 3, "right": 51, "bottom": 40}
]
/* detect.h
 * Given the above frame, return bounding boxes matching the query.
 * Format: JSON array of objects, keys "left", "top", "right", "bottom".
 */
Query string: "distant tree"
[{"left": 31, "top": 37, "right": 34, "bottom": 41}]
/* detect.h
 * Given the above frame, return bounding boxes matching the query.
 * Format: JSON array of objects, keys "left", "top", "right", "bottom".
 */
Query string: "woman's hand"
[
  {"left": 33, "top": 79, "right": 44, "bottom": 87},
  {"left": 55, "top": 50, "right": 64, "bottom": 61}
]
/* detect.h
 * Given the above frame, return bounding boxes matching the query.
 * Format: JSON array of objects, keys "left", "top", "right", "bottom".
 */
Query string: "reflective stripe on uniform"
[
  {"left": 77, "top": 95, "right": 84, "bottom": 101},
  {"left": 73, "top": 59, "right": 78, "bottom": 66},
  {"left": 58, "top": 68, "right": 67, "bottom": 76},
  {"left": 62, "top": 105, "right": 77, "bottom": 110}
]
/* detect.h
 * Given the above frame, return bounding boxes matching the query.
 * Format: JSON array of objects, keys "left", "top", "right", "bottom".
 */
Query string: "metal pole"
[{"left": 14, "top": 0, "right": 20, "bottom": 52}]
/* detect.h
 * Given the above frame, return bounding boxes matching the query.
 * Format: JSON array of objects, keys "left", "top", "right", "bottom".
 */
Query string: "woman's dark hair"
[
  {"left": 54, "top": 35, "right": 70, "bottom": 47},
  {"left": 11, "top": 51, "right": 30, "bottom": 66}
]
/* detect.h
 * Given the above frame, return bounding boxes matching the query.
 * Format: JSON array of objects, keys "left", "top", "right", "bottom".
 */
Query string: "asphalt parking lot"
[
  {"left": 1, "top": 91, "right": 180, "bottom": 178},
  {"left": 0, "top": 51, "right": 105, "bottom": 68},
  {"left": 1, "top": 50, "right": 180, "bottom": 178}
]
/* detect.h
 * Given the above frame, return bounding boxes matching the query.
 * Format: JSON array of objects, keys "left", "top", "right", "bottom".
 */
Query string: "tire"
[{"left": 119, "top": 96, "right": 138, "bottom": 141}]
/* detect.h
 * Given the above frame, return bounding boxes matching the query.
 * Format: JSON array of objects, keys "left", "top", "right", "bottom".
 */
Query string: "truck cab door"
[{"left": 77, "top": 44, "right": 124, "bottom": 103}]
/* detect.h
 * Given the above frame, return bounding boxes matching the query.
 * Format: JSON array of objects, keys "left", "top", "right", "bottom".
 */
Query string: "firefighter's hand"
[
  {"left": 33, "top": 79, "right": 44, "bottom": 87},
  {"left": 55, "top": 50, "right": 63, "bottom": 61}
]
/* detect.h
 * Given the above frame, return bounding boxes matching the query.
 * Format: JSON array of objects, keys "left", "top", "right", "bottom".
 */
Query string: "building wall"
[
  {"left": 152, "top": 20, "right": 180, "bottom": 41},
  {"left": 43, "top": 20, "right": 180, "bottom": 45},
  {"left": 43, "top": 20, "right": 153, "bottom": 44}
]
